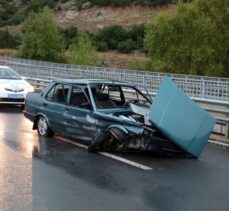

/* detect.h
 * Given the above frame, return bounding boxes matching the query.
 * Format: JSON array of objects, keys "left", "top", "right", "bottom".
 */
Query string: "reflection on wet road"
[
  {"left": 1, "top": 105, "right": 229, "bottom": 211},
  {"left": 0, "top": 106, "right": 35, "bottom": 211}
]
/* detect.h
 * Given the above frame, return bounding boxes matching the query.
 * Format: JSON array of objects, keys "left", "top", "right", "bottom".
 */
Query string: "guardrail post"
[
  {"left": 202, "top": 76, "right": 205, "bottom": 98},
  {"left": 226, "top": 123, "right": 229, "bottom": 139}
]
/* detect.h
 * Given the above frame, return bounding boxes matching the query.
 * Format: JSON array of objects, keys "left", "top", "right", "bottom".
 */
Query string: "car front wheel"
[{"left": 37, "top": 116, "right": 53, "bottom": 137}]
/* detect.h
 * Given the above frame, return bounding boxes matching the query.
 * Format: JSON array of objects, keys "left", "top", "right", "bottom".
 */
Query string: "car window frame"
[
  {"left": 45, "top": 83, "right": 70, "bottom": 105},
  {"left": 67, "top": 84, "right": 93, "bottom": 111}
]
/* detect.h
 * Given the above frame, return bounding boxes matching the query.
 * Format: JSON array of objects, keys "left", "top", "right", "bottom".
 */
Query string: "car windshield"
[
  {"left": 89, "top": 83, "right": 152, "bottom": 110},
  {"left": 0, "top": 67, "right": 21, "bottom": 80}
]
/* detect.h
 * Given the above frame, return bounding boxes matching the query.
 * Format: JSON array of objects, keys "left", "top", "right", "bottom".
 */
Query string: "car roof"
[{"left": 54, "top": 78, "right": 132, "bottom": 86}]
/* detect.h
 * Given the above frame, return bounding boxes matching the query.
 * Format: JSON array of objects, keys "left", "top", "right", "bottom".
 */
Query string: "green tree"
[
  {"left": 68, "top": 32, "right": 99, "bottom": 66},
  {"left": 145, "top": 0, "right": 229, "bottom": 77},
  {"left": 16, "top": 7, "right": 64, "bottom": 62}
]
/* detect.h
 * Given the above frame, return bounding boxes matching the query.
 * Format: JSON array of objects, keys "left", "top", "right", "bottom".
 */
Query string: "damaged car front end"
[{"left": 24, "top": 76, "right": 215, "bottom": 158}]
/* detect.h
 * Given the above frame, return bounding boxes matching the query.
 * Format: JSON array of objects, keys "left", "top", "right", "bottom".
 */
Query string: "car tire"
[
  {"left": 37, "top": 116, "right": 53, "bottom": 137},
  {"left": 88, "top": 131, "right": 110, "bottom": 153}
]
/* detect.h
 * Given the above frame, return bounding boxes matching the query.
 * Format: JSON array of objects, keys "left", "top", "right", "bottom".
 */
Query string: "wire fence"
[{"left": 0, "top": 56, "right": 228, "bottom": 101}]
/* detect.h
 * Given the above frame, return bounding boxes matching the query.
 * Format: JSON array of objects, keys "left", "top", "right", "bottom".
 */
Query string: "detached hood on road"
[{"left": 149, "top": 76, "right": 216, "bottom": 158}]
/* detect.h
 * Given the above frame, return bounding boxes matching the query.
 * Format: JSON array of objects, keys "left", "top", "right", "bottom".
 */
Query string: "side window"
[
  {"left": 69, "top": 86, "right": 91, "bottom": 110},
  {"left": 46, "top": 83, "right": 69, "bottom": 104},
  {"left": 53, "top": 84, "right": 65, "bottom": 103},
  {"left": 46, "top": 85, "right": 55, "bottom": 101}
]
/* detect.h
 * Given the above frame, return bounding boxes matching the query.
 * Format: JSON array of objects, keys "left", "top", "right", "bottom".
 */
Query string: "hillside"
[
  {"left": 0, "top": 0, "right": 175, "bottom": 69},
  {"left": 55, "top": 3, "right": 174, "bottom": 32},
  {"left": 1, "top": 0, "right": 174, "bottom": 33}
]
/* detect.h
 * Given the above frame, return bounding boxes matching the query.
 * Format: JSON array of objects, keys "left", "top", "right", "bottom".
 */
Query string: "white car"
[{"left": 0, "top": 65, "right": 34, "bottom": 106}]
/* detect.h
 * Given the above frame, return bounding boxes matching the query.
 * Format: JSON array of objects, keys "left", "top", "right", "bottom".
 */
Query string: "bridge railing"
[{"left": 0, "top": 56, "right": 228, "bottom": 101}]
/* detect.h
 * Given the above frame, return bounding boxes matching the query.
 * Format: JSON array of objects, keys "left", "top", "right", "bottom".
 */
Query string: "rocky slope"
[
  {"left": 3, "top": 0, "right": 174, "bottom": 33},
  {"left": 55, "top": 1, "right": 174, "bottom": 32}
]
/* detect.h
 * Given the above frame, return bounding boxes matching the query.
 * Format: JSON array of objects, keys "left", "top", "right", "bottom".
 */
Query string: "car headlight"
[{"left": 25, "top": 86, "right": 34, "bottom": 93}]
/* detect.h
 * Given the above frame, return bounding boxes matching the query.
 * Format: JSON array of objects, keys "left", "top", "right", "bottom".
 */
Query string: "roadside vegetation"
[
  {"left": 0, "top": 0, "right": 228, "bottom": 77},
  {"left": 68, "top": 32, "right": 99, "bottom": 66},
  {"left": 12, "top": 6, "right": 145, "bottom": 65},
  {"left": 145, "top": 0, "right": 229, "bottom": 77},
  {"left": 0, "top": 29, "right": 19, "bottom": 49},
  {"left": 15, "top": 7, "right": 64, "bottom": 62}
]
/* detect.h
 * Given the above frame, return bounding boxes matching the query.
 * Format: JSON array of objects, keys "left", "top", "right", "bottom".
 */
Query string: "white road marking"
[
  {"left": 98, "top": 152, "right": 152, "bottom": 170},
  {"left": 55, "top": 136, "right": 88, "bottom": 149},
  {"left": 208, "top": 140, "right": 229, "bottom": 147},
  {"left": 55, "top": 136, "right": 152, "bottom": 171}
]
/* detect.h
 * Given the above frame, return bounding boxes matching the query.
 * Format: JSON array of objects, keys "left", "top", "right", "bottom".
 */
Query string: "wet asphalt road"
[{"left": 0, "top": 106, "right": 229, "bottom": 211}]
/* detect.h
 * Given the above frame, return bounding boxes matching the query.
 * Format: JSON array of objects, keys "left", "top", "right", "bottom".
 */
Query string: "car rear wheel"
[{"left": 37, "top": 116, "right": 53, "bottom": 137}]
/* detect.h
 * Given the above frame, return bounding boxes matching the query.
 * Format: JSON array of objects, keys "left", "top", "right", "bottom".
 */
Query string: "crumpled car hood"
[{"left": 149, "top": 76, "right": 215, "bottom": 158}]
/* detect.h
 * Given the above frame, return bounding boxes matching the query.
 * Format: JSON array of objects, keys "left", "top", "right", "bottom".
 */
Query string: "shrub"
[
  {"left": 129, "top": 24, "right": 145, "bottom": 49},
  {"left": 96, "top": 41, "right": 108, "bottom": 52},
  {"left": 0, "top": 29, "right": 20, "bottom": 48},
  {"left": 61, "top": 26, "right": 78, "bottom": 50},
  {"left": 110, "top": 0, "right": 132, "bottom": 7},
  {"left": 0, "top": 1, "right": 17, "bottom": 26},
  {"left": 91, "top": 0, "right": 110, "bottom": 6},
  {"left": 25, "top": 0, "right": 55, "bottom": 14},
  {"left": 117, "top": 39, "right": 135, "bottom": 53},
  {"left": 68, "top": 32, "right": 99, "bottom": 66},
  {"left": 7, "top": 8, "right": 27, "bottom": 25},
  {"left": 93, "top": 24, "right": 145, "bottom": 52},
  {"left": 95, "top": 25, "right": 129, "bottom": 50}
]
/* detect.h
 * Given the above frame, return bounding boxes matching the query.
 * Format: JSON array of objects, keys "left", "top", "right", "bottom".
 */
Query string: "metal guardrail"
[
  {"left": 26, "top": 77, "right": 229, "bottom": 138},
  {"left": 0, "top": 56, "right": 229, "bottom": 101}
]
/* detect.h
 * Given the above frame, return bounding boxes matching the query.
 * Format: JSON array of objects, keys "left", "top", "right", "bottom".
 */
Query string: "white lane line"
[
  {"left": 98, "top": 152, "right": 152, "bottom": 170},
  {"left": 55, "top": 136, "right": 88, "bottom": 149},
  {"left": 55, "top": 136, "right": 152, "bottom": 171},
  {"left": 208, "top": 140, "right": 229, "bottom": 147}
]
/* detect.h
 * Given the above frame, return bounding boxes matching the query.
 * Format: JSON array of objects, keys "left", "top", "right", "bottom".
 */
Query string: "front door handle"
[{"left": 43, "top": 102, "right": 48, "bottom": 106}]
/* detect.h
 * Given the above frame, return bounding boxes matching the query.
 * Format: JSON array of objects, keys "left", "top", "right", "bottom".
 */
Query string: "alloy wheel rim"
[{"left": 38, "top": 117, "right": 47, "bottom": 136}]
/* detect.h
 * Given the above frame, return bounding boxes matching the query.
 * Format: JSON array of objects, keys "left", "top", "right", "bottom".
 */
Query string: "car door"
[
  {"left": 42, "top": 83, "right": 70, "bottom": 133},
  {"left": 64, "top": 85, "right": 97, "bottom": 141}
]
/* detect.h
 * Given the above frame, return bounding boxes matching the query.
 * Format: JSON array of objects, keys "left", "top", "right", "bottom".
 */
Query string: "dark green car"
[{"left": 24, "top": 76, "right": 215, "bottom": 157}]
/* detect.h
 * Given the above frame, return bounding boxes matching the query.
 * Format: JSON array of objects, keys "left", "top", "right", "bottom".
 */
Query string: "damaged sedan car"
[{"left": 24, "top": 76, "right": 215, "bottom": 158}]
